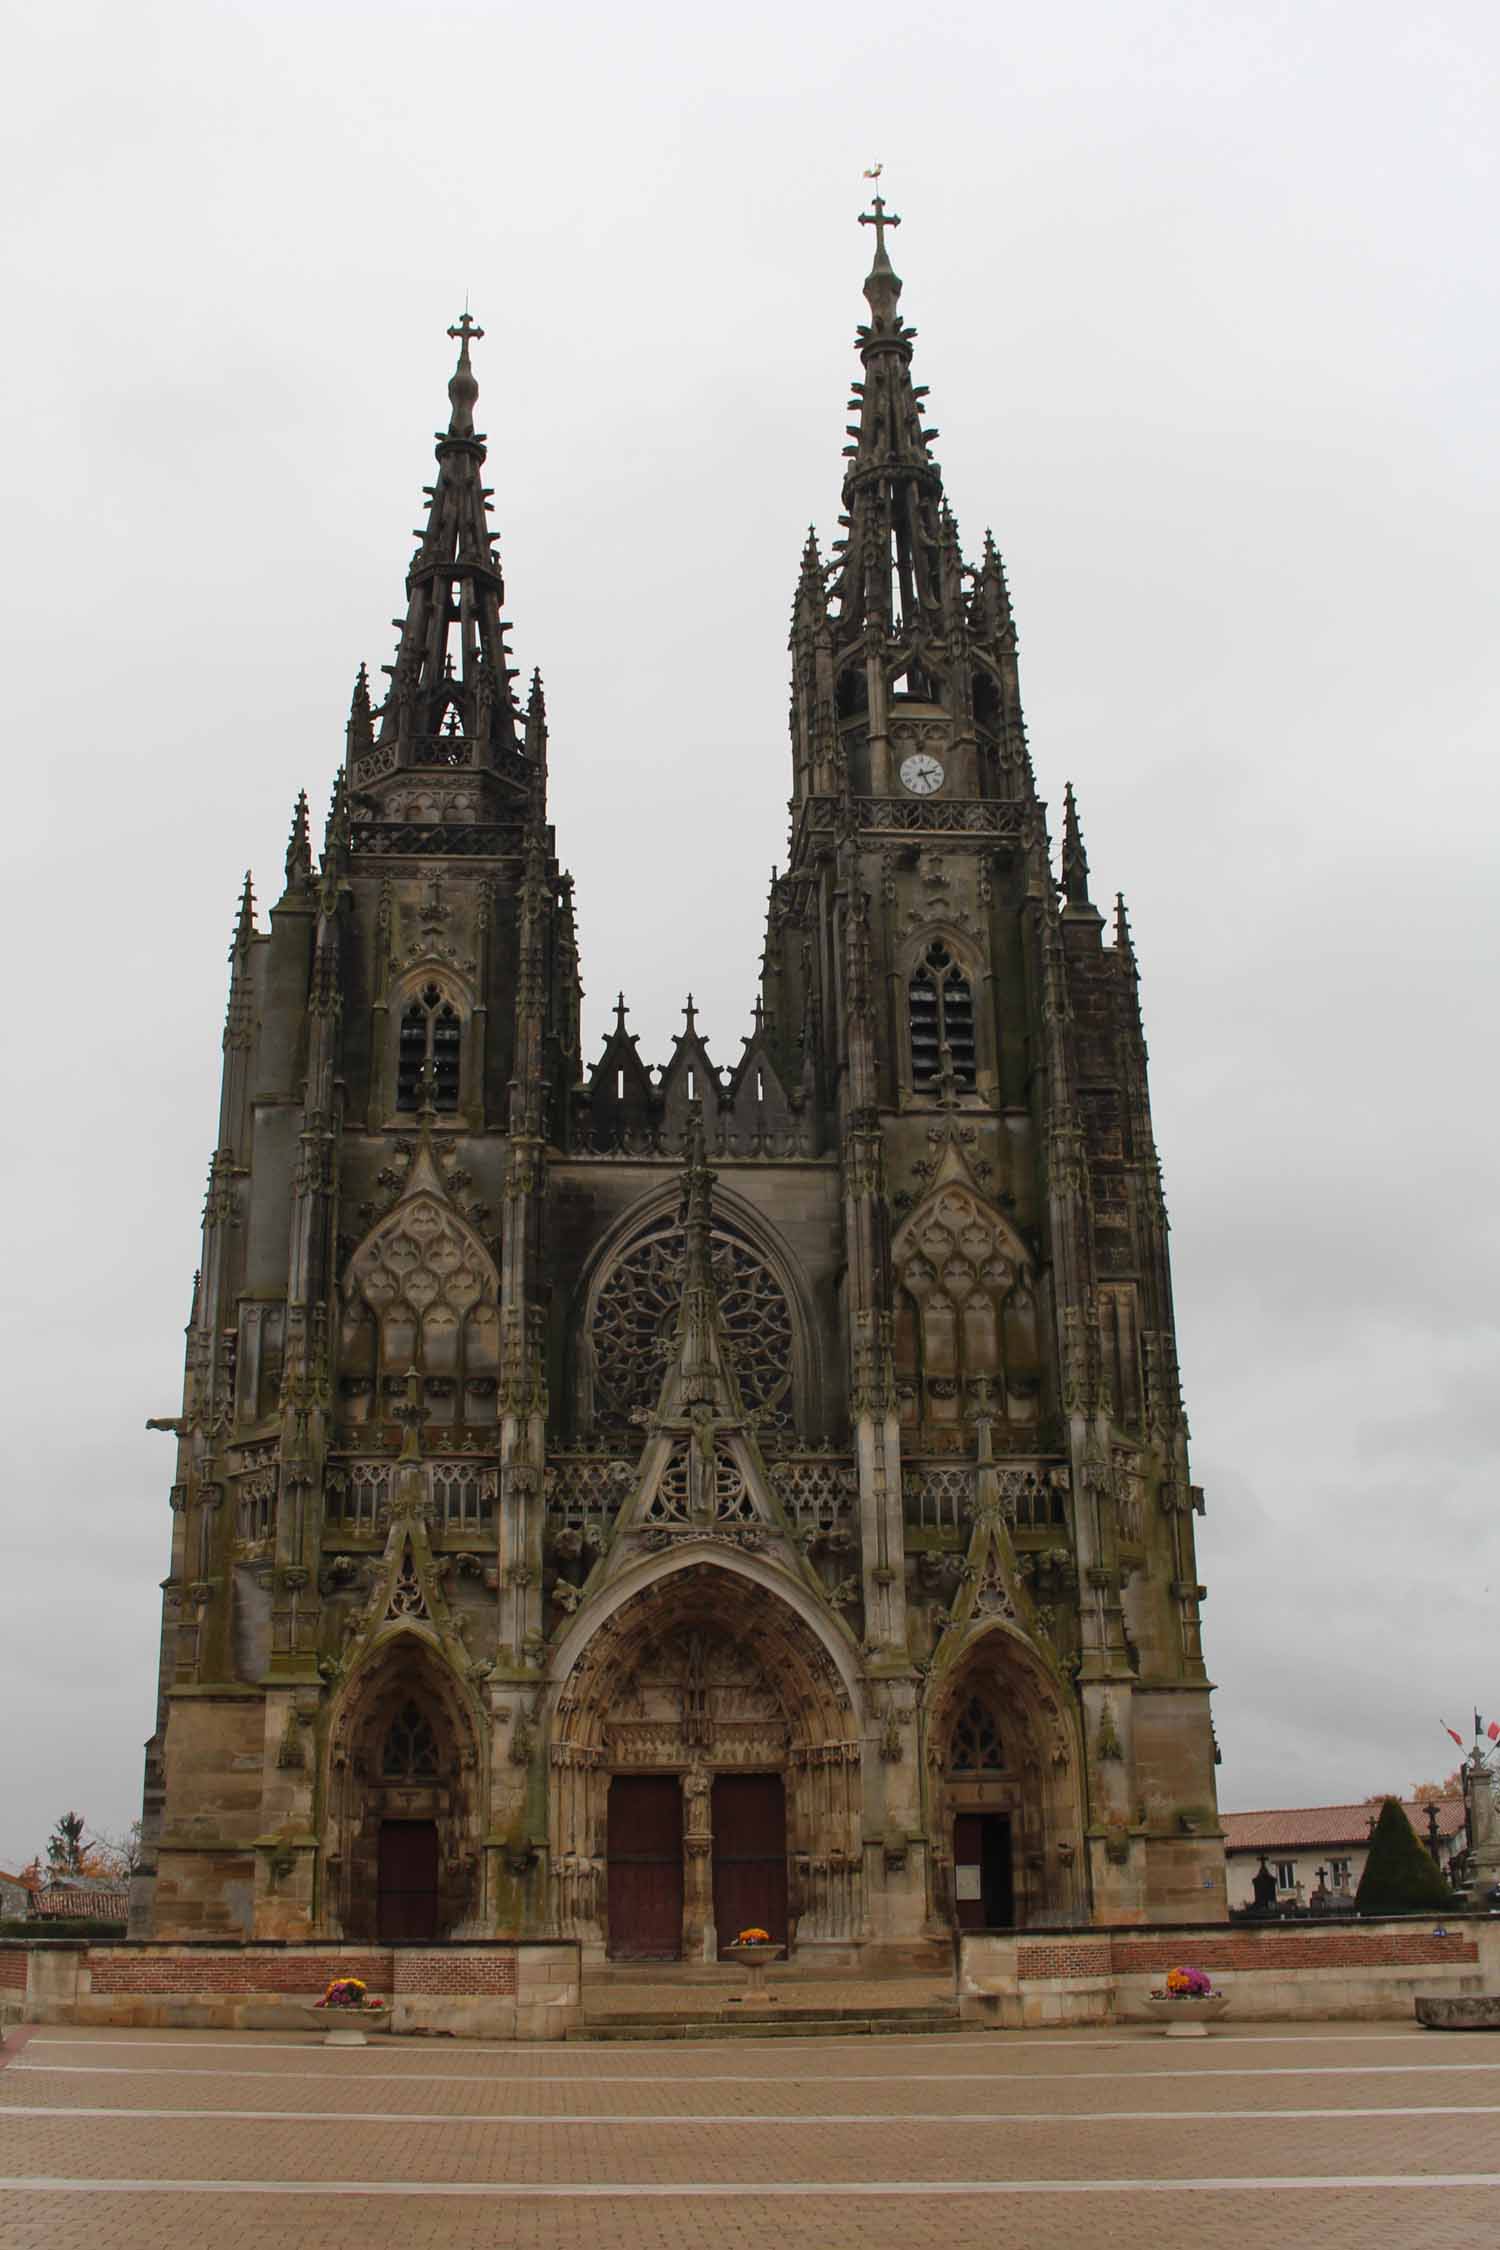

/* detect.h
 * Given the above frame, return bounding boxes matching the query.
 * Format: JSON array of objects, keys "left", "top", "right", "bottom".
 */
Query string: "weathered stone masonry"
[{"left": 133, "top": 204, "right": 1223, "bottom": 1963}]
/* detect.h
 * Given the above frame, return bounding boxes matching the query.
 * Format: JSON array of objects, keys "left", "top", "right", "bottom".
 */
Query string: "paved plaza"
[{"left": 3, "top": 2020, "right": 1500, "bottom": 2248}]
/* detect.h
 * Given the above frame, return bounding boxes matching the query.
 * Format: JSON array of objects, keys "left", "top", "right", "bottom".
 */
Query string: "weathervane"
[{"left": 859, "top": 165, "right": 900, "bottom": 261}]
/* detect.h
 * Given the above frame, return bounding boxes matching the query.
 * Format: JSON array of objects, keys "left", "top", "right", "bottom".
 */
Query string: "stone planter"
[
  {"left": 1416, "top": 1995, "right": 1500, "bottom": 2031},
  {"left": 1144, "top": 1992, "right": 1230, "bottom": 2038},
  {"left": 303, "top": 2002, "right": 391, "bottom": 2047},
  {"left": 726, "top": 1941, "right": 781, "bottom": 2005}
]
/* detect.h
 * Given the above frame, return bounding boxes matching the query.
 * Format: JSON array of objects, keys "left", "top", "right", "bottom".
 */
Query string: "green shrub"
[{"left": 1355, "top": 1797, "right": 1453, "bottom": 1913}]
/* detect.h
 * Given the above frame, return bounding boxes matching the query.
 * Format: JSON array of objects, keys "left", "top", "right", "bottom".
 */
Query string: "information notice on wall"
[{"left": 955, "top": 1865, "right": 982, "bottom": 1901}]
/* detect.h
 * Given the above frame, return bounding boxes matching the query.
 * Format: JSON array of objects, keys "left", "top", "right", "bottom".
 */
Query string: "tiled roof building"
[{"left": 1222, "top": 1798, "right": 1465, "bottom": 1908}]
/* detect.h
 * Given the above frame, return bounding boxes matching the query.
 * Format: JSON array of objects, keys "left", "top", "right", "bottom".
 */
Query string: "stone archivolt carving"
[{"left": 590, "top": 1217, "right": 793, "bottom": 1431}]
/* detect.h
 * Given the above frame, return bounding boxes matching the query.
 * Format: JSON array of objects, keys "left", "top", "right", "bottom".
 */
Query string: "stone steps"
[{"left": 573, "top": 2005, "right": 960, "bottom": 2042}]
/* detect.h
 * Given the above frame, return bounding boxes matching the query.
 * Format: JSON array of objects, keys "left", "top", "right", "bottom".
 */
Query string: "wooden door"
[
  {"left": 713, "top": 1773, "right": 788, "bottom": 1955},
  {"left": 377, "top": 1819, "right": 439, "bottom": 1943},
  {"left": 606, "top": 1775, "right": 684, "bottom": 1958},
  {"left": 953, "top": 1813, "right": 1013, "bottom": 1930}
]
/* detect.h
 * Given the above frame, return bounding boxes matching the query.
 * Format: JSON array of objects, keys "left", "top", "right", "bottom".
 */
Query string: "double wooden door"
[{"left": 606, "top": 1772, "right": 791, "bottom": 1960}]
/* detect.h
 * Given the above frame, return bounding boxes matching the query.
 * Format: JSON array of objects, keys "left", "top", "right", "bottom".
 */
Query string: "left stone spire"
[{"left": 363, "top": 315, "right": 526, "bottom": 793}]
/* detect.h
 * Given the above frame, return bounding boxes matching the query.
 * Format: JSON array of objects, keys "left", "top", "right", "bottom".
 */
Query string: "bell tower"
[{"left": 767, "top": 197, "right": 1220, "bottom": 1925}]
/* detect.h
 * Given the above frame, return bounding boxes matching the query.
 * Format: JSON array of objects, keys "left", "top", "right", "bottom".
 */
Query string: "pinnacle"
[
  {"left": 1060, "top": 781, "right": 1092, "bottom": 909},
  {"left": 231, "top": 870, "right": 255, "bottom": 953},
  {"left": 347, "top": 663, "right": 374, "bottom": 756},
  {"left": 284, "top": 789, "right": 312, "bottom": 887},
  {"left": 1114, "top": 891, "right": 1136, "bottom": 964}
]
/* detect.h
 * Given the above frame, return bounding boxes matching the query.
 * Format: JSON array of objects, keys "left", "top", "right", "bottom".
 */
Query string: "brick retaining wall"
[
  {"left": 86, "top": 1950, "right": 395, "bottom": 1994},
  {"left": 1016, "top": 1942, "right": 1112, "bottom": 1978},
  {"left": 1107, "top": 1931, "right": 1476, "bottom": 1974},
  {"left": 393, "top": 1950, "right": 516, "bottom": 1995},
  {"left": 961, "top": 1916, "right": 1499, "bottom": 2027},
  {"left": 0, "top": 1939, "right": 578, "bottom": 2039}
]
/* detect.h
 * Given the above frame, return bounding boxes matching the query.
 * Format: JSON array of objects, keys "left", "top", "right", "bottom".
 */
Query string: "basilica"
[{"left": 133, "top": 202, "right": 1224, "bottom": 1962}]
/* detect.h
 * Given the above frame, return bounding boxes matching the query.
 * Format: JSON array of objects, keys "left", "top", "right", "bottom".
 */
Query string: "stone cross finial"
[
  {"left": 447, "top": 311, "right": 485, "bottom": 350},
  {"left": 859, "top": 193, "right": 901, "bottom": 261}
]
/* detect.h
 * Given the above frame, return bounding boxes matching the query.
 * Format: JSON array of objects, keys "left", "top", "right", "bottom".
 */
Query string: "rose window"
[{"left": 591, "top": 1220, "right": 794, "bottom": 1432}]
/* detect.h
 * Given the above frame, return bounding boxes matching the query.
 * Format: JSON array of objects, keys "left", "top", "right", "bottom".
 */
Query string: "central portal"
[
  {"left": 712, "top": 1772, "right": 788, "bottom": 1955},
  {"left": 552, "top": 1565, "right": 866, "bottom": 1954}
]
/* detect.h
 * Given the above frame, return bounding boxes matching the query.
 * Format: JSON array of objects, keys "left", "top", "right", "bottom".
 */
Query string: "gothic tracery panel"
[
  {"left": 590, "top": 1219, "right": 795, "bottom": 1431},
  {"left": 342, "top": 1193, "right": 499, "bottom": 1421},
  {"left": 893, "top": 1178, "right": 1038, "bottom": 1433}
]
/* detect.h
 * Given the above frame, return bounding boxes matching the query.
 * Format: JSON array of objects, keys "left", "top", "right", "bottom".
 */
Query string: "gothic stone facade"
[{"left": 134, "top": 212, "right": 1224, "bottom": 1960}]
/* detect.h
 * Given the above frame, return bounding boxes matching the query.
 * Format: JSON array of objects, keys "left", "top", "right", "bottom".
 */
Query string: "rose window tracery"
[{"left": 591, "top": 1220, "right": 794, "bottom": 1432}]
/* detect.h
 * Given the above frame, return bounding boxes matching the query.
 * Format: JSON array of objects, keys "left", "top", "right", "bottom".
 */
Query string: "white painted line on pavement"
[
  {"left": 20, "top": 2029, "right": 1456, "bottom": 2057},
  {"left": 12, "top": 2058, "right": 1500, "bottom": 2086},
  {"left": 6, "top": 2173, "right": 1500, "bottom": 2198},
  {"left": 4, "top": 2101, "right": 1500, "bottom": 2126}
]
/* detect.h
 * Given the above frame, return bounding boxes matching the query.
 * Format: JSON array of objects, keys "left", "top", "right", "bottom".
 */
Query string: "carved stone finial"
[{"left": 445, "top": 310, "right": 484, "bottom": 437}]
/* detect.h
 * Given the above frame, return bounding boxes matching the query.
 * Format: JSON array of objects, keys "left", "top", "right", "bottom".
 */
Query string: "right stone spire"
[{"left": 795, "top": 200, "right": 1032, "bottom": 807}]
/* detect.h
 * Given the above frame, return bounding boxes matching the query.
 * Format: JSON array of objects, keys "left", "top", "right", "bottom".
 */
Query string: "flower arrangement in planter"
[
  {"left": 735, "top": 1927, "right": 772, "bottom": 1946},
  {"left": 315, "top": 1976, "right": 386, "bottom": 2011},
  {"left": 1145, "top": 1964, "right": 1229, "bottom": 2037},
  {"left": 306, "top": 1976, "right": 390, "bottom": 2046},
  {"left": 1159, "top": 1966, "right": 1217, "bottom": 1999}
]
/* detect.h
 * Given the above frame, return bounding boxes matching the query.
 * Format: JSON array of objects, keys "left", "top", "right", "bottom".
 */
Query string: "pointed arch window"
[
  {"left": 910, "top": 942, "right": 976, "bottom": 1093},
  {"left": 397, "top": 984, "right": 462, "bottom": 1113},
  {"left": 950, "top": 1693, "right": 1005, "bottom": 1773},
  {"left": 381, "top": 1699, "right": 441, "bottom": 1778}
]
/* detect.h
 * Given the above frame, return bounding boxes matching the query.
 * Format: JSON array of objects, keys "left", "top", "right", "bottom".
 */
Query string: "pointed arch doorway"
[
  {"left": 927, "top": 1632, "right": 1088, "bottom": 1932},
  {"left": 326, "top": 1641, "right": 486, "bottom": 1942},
  {"left": 552, "top": 1563, "right": 859, "bottom": 1960}
]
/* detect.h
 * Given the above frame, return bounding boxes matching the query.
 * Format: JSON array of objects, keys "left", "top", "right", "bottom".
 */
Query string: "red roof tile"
[
  {"left": 1222, "top": 1798, "right": 1466, "bottom": 1852},
  {"left": 30, "top": 1886, "right": 128, "bottom": 1919}
]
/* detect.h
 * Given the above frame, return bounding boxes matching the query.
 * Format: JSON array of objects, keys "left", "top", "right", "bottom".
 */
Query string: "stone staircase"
[{"left": 571, "top": 1958, "right": 960, "bottom": 2041}]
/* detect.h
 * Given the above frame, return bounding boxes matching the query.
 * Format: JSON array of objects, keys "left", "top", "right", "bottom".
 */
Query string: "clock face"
[{"left": 900, "top": 752, "right": 945, "bottom": 796}]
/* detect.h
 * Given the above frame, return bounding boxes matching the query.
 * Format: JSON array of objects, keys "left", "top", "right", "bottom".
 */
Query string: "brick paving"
[{"left": 2, "top": 2022, "right": 1499, "bottom": 2247}]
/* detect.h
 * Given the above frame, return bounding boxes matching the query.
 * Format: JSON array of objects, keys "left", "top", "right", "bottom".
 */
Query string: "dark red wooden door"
[
  {"left": 377, "top": 1819, "right": 439, "bottom": 1943},
  {"left": 713, "top": 1773, "right": 788, "bottom": 1955},
  {"left": 607, "top": 1775, "right": 684, "bottom": 1958}
]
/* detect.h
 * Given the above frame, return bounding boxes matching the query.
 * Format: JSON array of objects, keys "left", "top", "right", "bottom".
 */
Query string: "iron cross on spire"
[
  {"left": 859, "top": 192, "right": 901, "bottom": 259},
  {"left": 447, "top": 311, "right": 485, "bottom": 348}
]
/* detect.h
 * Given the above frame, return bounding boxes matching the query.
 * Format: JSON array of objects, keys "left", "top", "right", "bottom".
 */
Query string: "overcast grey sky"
[{"left": 2, "top": 0, "right": 1495, "bottom": 1869}]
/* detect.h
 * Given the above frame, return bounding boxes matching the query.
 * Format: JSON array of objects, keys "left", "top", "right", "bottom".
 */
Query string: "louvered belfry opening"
[
  {"left": 396, "top": 983, "right": 462, "bottom": 1113},
  {"left": 910, "top": 941, "right": 976, "bottom": 1092}
]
